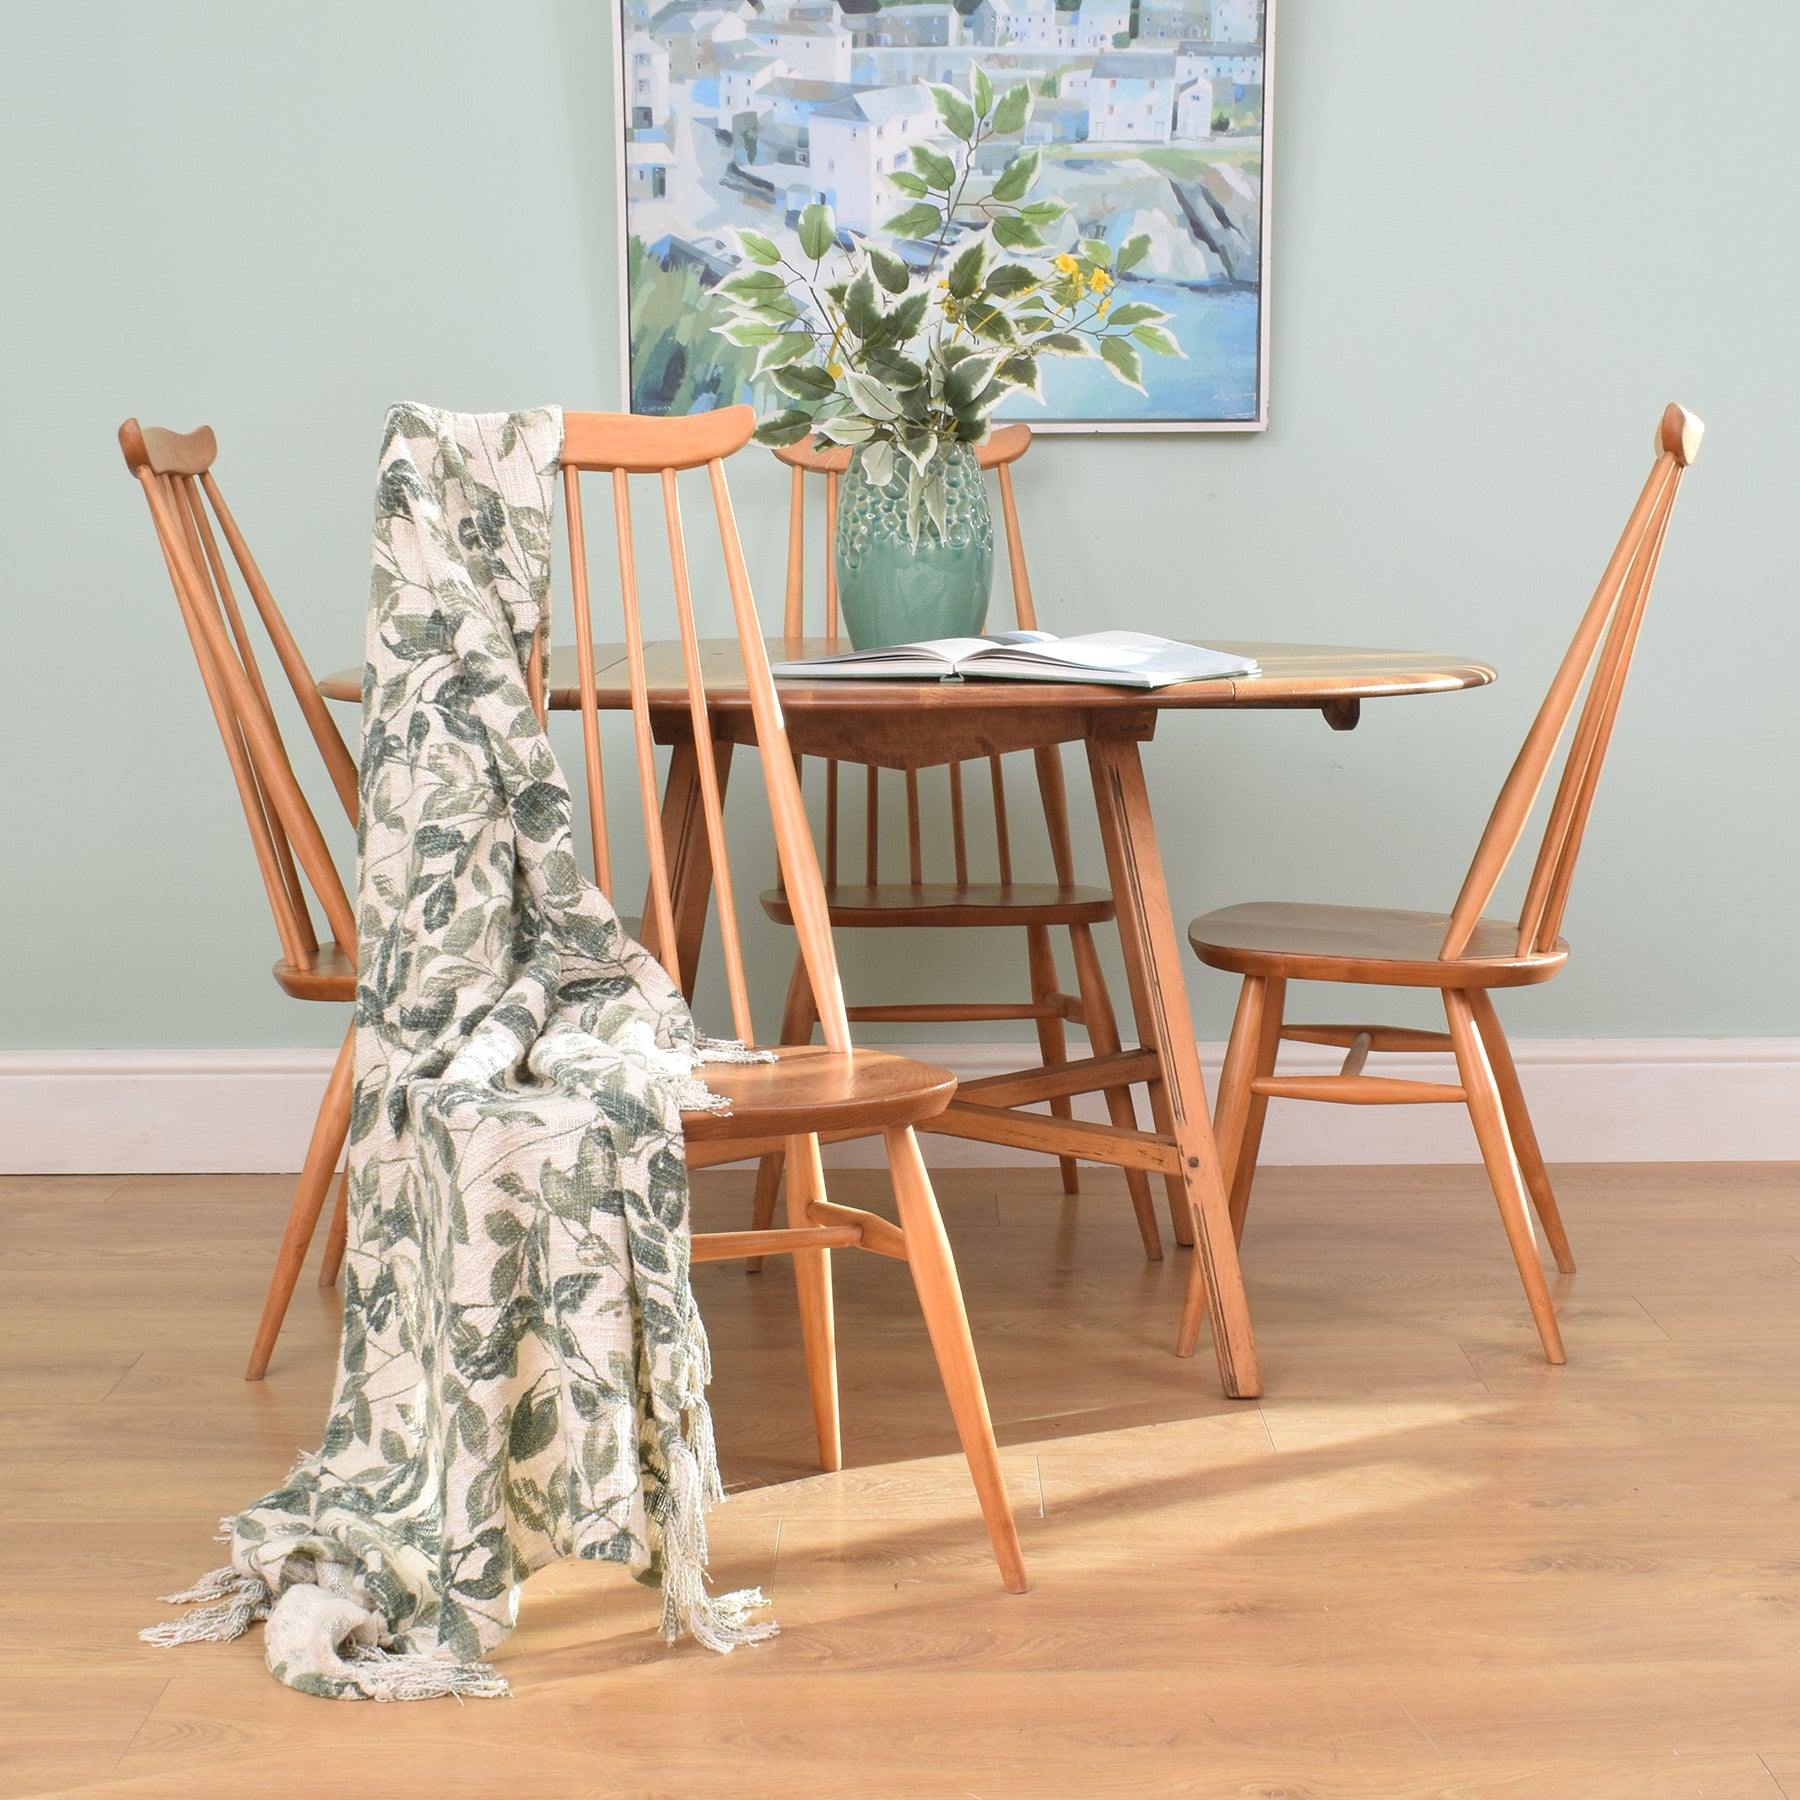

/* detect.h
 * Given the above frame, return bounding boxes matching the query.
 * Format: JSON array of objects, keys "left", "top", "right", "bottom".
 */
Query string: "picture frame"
[{"left": 612, "top": 0, "right": 1272, "bottom": 432}]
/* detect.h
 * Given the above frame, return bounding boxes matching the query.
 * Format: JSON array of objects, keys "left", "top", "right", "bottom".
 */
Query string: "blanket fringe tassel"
[{"left": 140, "top": 1565, "right": 272, "bottom": 1646}]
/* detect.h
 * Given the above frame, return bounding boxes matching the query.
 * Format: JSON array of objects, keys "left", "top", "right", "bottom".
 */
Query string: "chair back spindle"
[
  {"left": 557, "top": 408, "right": 853, "bottom": 1054},
  {"left": 1441, "top": 403, "right": 1700, "bottom": 961},
  {"left": 120, "top": 420, "right": 357, "bottom": 970}
]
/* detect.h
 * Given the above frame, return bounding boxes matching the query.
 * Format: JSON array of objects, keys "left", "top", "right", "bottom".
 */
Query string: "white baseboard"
[{"left": 1, "top": 1039, "right": 1794, "bottom": 1175}]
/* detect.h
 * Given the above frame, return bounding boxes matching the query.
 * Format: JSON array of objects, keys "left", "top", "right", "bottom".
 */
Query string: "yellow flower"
[
  {"left": 1098, "top": 298, "right": 1110, "bottom": 315},
  {"left": 1089, "top": 268, "right": 1114, "bottom": 293},
  {"left": 1054, "top": 253, "right": 1079, "bottom": 276},
  {"left": 938, "top": 278, "right": 950, "bottom": 288}
]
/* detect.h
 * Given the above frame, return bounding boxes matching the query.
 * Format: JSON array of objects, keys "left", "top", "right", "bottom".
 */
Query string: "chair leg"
[
  {"left": 748, "top": 949, "right": 819, "bottom": 1275},
  {"left": 246, "top": 1023, "right": 355, "bottom": 1381},
  {"left": 1443, "top": 990, "right": 1566, "bottom": 1365},
  {"left": 1026, "top": 924, "right": 1080, "bottom": 1195},
  {"left": 884, "top": 1124, "right": 1027, "bottom": 1593},
  {"left": 1470, "top": 991, "right": 1575, "bottom": 1273},
  {"left": 317, "top": 1164, "right": 350, "bottom": 1288},
  {"left": 785, "top": 1133, "right": 842, "bottom": 1473},
  {"left": 1216, "top": 976, "right": 1285, "bottom": 1245},
  {"left": 1067, "top": 922, "right": 1160, "bottom": 1259}
]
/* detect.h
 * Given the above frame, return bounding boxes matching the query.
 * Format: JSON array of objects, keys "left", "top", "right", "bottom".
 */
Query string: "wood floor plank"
[{"left": 3, "top": 1160, "right": 1797, "bottom": 1796}]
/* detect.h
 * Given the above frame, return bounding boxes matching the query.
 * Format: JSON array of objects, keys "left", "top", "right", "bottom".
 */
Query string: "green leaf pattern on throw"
[{"left": 145, "top": 406, "right": 773, "bottom": 1701}]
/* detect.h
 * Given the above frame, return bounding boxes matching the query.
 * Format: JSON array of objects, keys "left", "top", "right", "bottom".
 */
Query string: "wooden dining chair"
[
  {"left": 748, "top": 423, "right": 1173, "bottom": 1266},
  {"left": 1184, "top": 404, "right": 1703, "bottom": 1366},
  {"left": 552, "top": 405, "right": 1026, "bottom": 1592},
  {"left": 119, "top": 419, "right": 362, "bottom": 1382}
]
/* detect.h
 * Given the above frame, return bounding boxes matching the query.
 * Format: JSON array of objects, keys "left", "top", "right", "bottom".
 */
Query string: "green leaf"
[
  {"left": 972, "top": 65, "right": 993, "bottom": 117},
  {"left": 867, "top": 244, "right": 911, "bottom": 295},
  {"left": 990, "top": 147, "right": 1040, "bottom": 204},
  {"left": 798, "top": 202, "right": 836, "bottom": 260},
  {"left": 843, "top": 370, "right": 904, "bottom": 419},
  {"left": 1083, "top": 236, "right": 1113, "bottom": 269},
  {"left": 991, "top": 82, "right": 1033, "bottom": 136},
  {"left": 737, "top": 229, "right": 781, "bottom": 266},
  {"left": 757, "top": 331, "right": 820, "bottom": 373},
  {"left": 1100, "top": 334, "right": 1145, "bottom": 390},
  {"left": 967, "top": 305, "right": 1015, "bottom": 344},
  {"left": 888, "top": 289, "right": 929, "bottom": 339},
  {"left": 991, "top": 215, "right": 1045, "bottom": 251},
  {"left": 843, "top": 269, "right": 883, "bottom": 340},
  {"left": 996, "top": 351, "right": 1041, "bottom": 394},
  {"left": 720, "top": 269, "right": 786, "bottom": 301},
  {"left": 883, "top": 203, "right": 944, "bottom": 240},
  {"left": 1020, "top": 199, "right": 1065, "bottom": 225},
  {"left": 719, "top": 318, "right": 780, "bottom": 347},
  {"left": 946, "top": 237, "right": 986, "bottom": 299},
  {"left": 1116, "top": 231, "right": 1153, "bottom": 274},
  {"left": 860, "top": 439, "right": 896, "bottom": 491},
  {"left": 912, "top": 143, "right": 957, "bottom": 191},
  {"left": 865, "top": 345, "right": 927, "bottom": 389},
  {"left": 928, "top": 82, "right": 977, "bottom": 141},
  {"left": 814, "top": 413, "right": 877, "bottom": 445},
  {"left": 1037, "top": 331, "right": 1092, "bottom": 357},
  {"left": 1102, "top": 301, "right": 1168, "bottom": 326},
  {"left": 753, "top": 410, "right": 815, "bottom": 447},
  {"left": 888, "top": 169, "right": 929, "bottom": 197},
  {"left": 774, "top": 362, "right": 838, "bottom": 399},
  {"left": 1130, "top": 323, "right": 1183, "bottom": 357},
  {"left": 945, "top": 353, "right": 999, "bottom": 411},
  {"left": 985, "top": 263, "right": 1039, "bottom": 298}
]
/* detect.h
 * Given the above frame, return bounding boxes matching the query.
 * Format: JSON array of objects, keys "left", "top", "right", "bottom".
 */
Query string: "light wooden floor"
[{"left": 3, "top": 1161, "right": 1798, "bottom": 1799}]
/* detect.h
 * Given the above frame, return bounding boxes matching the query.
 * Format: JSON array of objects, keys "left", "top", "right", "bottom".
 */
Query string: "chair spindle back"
[
  {"left": 1442, "top": 403, "right": 1702, "bottom": 960},
  {"left": 119, "top": 419, "right": 358, "bottom": 968},
  {"left": 774, "top": 422, "right": 1064, "bottom": 890},
  {"left": 557, "top": 407, "right": 852, "bottom": 1053}
]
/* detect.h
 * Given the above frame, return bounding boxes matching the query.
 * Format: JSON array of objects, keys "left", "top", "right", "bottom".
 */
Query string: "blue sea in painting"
[{"left": 997, "top": 284, "right": 1261, "bottom": 425}]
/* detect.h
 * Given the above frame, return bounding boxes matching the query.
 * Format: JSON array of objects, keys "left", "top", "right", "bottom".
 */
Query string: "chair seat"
[
  {"left": 1188, "top": 902, "right": 1568, "bottom": 989},
  {"left": 761, "top": 881, "right": 1115, "bottom": 929},
  {"left": 274, "top": 942, "right": 357, "bottom": 1002},
  {"left": 682, "top": 1044, "right": 956, "bottom": 1144}
]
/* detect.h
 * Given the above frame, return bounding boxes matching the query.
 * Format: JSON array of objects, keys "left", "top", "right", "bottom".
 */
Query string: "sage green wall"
[{"left": 4, "top": 1, "right": 1796, "bottom": 1052}]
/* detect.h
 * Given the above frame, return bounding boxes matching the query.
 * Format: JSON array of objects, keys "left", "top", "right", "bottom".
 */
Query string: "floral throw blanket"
[{"left": 146, "top": 404, "right": 773, "bottom": 1699}]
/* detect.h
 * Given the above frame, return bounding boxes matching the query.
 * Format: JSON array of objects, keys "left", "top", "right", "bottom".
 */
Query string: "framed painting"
[{"left": 613, "top": 0, "right": 1271, "bottom": 431}]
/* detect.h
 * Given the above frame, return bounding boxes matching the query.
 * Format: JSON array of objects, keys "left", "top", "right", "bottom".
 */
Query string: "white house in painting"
[
  {"left": 1209, "top": 0, "right": 1261, "bottom": 42},
  {"left": 1138, "top": 0, "right": 1211, "bottom": 43},
  {"left": 626, "top": 139, "right": 678, "bottom": 205},
  {"left": 967, "top": 0, "right": 1016, "bottom": 47},
  {"left": 1174, "top": 38, "right": 1263, "bottom": 92},
  {"left": 1173, "top": 78, "right": 1215, "bottom": 139},
  {"left": 623, "top": 32, "right": 672, "bottom": 130},
  {"left": 745, "top": 17, "right": 852, "bottom": 82},
  {"left": 808, "top": 83, "right": 946, "bottom": 232},
  {"left": 1086, "top": 51, "right": 1176, "bottom": 142},
  {"left": 869, "top": 4, "right": 963, "bottom": 47},
  {"left": 716, "top": 44, "right": 784, "bottom": 117},
  {"left": 1076, "top": 0, "right": 1131, "bottom": 51},
  {"left": 1007, "top": 0, "right": 1077, "bottom": 53}
]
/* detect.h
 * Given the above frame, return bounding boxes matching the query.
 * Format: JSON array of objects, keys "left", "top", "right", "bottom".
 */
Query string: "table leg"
[
  {"left": 1085, "top": 730, "right": 1261, "bottom": 1399},
  {"left": 643, "top": 733, "right": 733, "bottom": 1001}
]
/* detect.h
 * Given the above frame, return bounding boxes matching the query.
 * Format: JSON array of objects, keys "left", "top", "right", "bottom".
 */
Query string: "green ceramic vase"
[{"left": 834, "top": 443, "right": 994, "bottom": 650}]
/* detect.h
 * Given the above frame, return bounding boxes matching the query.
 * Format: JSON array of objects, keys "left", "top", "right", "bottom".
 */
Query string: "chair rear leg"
[
  {"left": 1444, "top": 991, "right": 1566, "bottom": 1364},
  {"left": 1470, "top": 991, "right": 1575, "bottom": 1273},
  {"left": 247, "top": 1022, "right": 355, "bottom": 1381},
  {"left": 748, "top": 948, "right": 819, "bottom": 1274},
  {"left": 884, "top": 1124, "right": 1027, "bottom": 1593},
  {"left": 1026, "top": 924, "right": 1079, "bottom": 1195},
  {"left": 1218, "top": 976, "right": 1286, "bottom": 1244},
  {"left": 317, "top": 1164, "right": 351, "bottom": 1288},
  {"left": 785, "top": 1133, "right": 842, "bottom": 1473},
  {"left": 1068, "top": 922, "right": 1160, "bottom": 1259}
]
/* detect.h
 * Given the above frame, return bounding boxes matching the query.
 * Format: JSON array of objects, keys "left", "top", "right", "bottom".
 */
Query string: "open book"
[{"left": 770, "top": 630, "right": 1259, "bottom": 689}]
